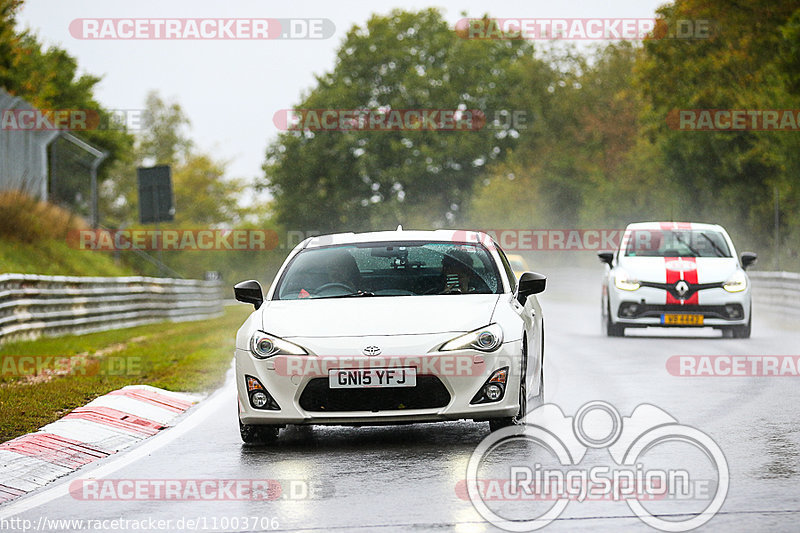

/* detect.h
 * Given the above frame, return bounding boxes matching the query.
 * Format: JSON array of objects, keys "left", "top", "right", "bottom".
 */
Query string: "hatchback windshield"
[
  {"left": 275, "top": 242, "right": 502, "bottom": 299},
  {"left": 624, "top": 229, "right": 731, "bottom": 258}
]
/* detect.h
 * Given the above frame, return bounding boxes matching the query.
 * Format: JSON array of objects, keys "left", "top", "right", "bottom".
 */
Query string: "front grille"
[
  {"left": 639, "top": 281, "right": 723, "bottom": 301},
  {"left": 618, "top": 302, "right": 744, "bottom": 321},
  {"left": 298, "top": 376, "right": 451, "bottom": 412}
]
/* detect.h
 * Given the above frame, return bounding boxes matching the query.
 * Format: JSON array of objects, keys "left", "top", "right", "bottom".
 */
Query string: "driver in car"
[
  {"left": 324, "top": 250, "right": 361, "bottom": 291},
  {"left": 441, "top": 248, "right": 474, "bottom": 294}
]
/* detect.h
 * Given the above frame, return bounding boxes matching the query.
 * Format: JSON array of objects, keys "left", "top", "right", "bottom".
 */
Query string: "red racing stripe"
[
  {"left": 660, "top": 222, "right": 693, "bottom": 230},
  {"left": 682, "top": 257, "right": 698, "bottom": 304},
  {"left": 664, "top": 257, "right": 698, "bottom": 305}
]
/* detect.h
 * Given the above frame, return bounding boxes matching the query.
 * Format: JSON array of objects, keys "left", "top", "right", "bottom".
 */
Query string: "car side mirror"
[
  {"left": 234, "top": 280, "right": 264, "bottom": 310},
  {"left": 516, "top": 271, "right": 546, "bottom": 304},
  {"left": 740, "top": 252, "right": 757, "bottom": 270},
  {"left": 597, "top": 251, "right": 614, "bottom": 267}
]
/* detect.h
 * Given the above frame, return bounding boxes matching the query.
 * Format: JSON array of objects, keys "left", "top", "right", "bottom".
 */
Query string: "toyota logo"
[
  {"left": 363, "top": 345, "right": 381, "bottom": 356},
  {"left": 675, "top": 280, "right": 690, "bottom": 297}
]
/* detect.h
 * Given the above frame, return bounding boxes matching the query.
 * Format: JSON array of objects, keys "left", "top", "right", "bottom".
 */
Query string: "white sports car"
[
  {"left": 599, "top": 222, "right": 756, "bottom": 338},
  {"left": 233, "top": 229, "right": 546, "bottom": 442}
]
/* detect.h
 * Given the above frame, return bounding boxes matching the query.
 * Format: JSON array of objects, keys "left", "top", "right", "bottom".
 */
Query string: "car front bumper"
[
  {"left": 608, "top": 285, "right": 751, "bottom": 328},
  {"left": 235, "top": 338, "right": 527, "bottom": 426}
]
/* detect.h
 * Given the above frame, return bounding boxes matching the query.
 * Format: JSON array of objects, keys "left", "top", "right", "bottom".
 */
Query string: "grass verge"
[{"left": 0, "top": 304, "right": 251, "bottom": 442}]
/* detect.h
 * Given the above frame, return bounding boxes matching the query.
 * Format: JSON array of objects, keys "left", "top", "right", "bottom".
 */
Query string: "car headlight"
[
  {"left": 614, "top": 268, "right": 640, "bottom": 291},
  {"left": 440, "top": 324, "right": 503, "bottom": 352},
  {"left": 723, "top": 270, "right": 747, "bottom": 293},
  {"left": 250, "top": 331, "right": 307, "bottom": 359}
]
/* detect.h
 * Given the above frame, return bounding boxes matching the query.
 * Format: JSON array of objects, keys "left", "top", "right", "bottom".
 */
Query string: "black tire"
[
  {"left": 489, "top": 335, "right": 531, "bottom": 432},
  {"left": 731, "top": 314, "right": 752, "bottom": 339},
  {"left": 605, "top": 303, "right": 625, "bottom": 337},
  {"left": 239, "top": 419, "right": 279, "bottom": 444}
]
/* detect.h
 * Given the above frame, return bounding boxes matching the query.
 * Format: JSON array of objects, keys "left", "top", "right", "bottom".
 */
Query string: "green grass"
[
  {"left": 0, "top": 304, "right": 251, "bottom": 442},
  {"left": 0, "top": 237, "right": 137, "bottom": 276}
]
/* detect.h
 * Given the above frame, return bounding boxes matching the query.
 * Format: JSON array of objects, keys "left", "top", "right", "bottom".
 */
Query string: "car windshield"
[
  {"left": 274, "top": 241, "right": 502, "bottom": 300},
  {"left": 624, "top": 229, "right": 731, "bottom": 258}
]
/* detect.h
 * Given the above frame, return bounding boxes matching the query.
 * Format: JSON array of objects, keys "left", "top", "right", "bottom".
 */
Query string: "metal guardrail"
[
  {"left": 0, "top": 274, "right": 224, "bottom": 343},
  {"left": 748, "top": 271, "right": 800, "bottom": 313}
]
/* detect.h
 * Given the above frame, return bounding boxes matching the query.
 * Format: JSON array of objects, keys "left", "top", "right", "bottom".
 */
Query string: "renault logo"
[
  {"left": 675, "top": 280, "right": 690, "bottom": 297},
  {"left": 363, "top": 345, "right": 381, "bottom": 356}
]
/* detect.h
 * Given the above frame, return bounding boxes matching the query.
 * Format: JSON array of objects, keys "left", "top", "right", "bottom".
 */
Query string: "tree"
[
  {"left": 635, "top": 0, "right": 800, "bottom": 261},
  {"left": 137, "top": 90, "right": 193, "bottom": 166},
  {"left": 263, "top": 9, "right": 535, "bottom": 232},
  {"left": 1, "top": 0, "right": 133, "bottom": 214}
]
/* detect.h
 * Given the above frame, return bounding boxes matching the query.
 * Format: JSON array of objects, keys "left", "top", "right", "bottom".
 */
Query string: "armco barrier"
[
  {"left": 0, "top": 274, "right": 223, "bottom": 343},
  {"left": 748, "top": 271, "right": 800, "bottom": 313}
]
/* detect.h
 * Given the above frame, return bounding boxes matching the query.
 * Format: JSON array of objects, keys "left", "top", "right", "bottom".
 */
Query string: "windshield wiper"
[
  {"left": 313, "top": 290, "right": 376, "bottom": 299},
  {"left": 699, "top": 233, "right": 726, "bottom": 257},
  {"left": 672, "top": 232, "right": 701, "bottom": 257}
]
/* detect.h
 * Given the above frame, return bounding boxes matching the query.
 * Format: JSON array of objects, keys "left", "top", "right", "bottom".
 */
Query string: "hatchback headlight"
[
  {"left": 250, "top": 331, "right": 307, "bottom": 359},
  {"left": 614, "top": 268, "right": 640, "bottom": 291},
  {"left": 441, "top": 324, "right": 503, "bottom": 352},
  {"left": 723, "top": 270, "right": 747, "bottom": 293}
]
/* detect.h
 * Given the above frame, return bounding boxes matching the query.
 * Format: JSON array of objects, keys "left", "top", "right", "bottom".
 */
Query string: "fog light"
[
  {"left": 471, "top": 367, "right": 510, "bottom": 404},
  {"left": 725, "top": 305, "right": 742, "bottom": 319},
  {"left": 485, "top": 384, "right": 503, "bottom": 401},
  {"left": 251, "top": 391, "right": 269, "bottom": 408},
  {"left": 245, "top": 374, "right": 280, "bottom": 410}
]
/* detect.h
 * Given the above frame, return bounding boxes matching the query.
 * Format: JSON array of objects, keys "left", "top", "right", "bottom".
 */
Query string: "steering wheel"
[{"left": 316, "top": 282, "right": 356, "bottom": 294}]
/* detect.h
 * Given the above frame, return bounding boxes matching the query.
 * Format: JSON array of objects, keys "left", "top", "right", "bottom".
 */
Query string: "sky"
[{"left": 18, "top": 0, "right": 670, "bottom": 183}]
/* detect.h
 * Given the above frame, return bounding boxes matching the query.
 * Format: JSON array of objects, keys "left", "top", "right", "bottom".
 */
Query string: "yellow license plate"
[{"left": 662, "top": 314, "right": 704, "bottom": 326}]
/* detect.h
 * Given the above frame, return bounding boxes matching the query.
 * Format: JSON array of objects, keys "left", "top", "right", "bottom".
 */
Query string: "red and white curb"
[{"left": 0, "top": 385, "right": 199, "bottom": 505}]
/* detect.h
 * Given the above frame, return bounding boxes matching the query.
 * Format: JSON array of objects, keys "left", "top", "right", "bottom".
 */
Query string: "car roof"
[
  {"left": 625, "top": 221, "right": 726, "bottom": 232},
  {"left": 303, "top": 229, "right": 493, "bottom": 248}
]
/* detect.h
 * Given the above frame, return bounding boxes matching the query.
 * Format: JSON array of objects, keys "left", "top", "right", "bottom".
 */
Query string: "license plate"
[
  {"left": 328, "top": 368, "right": 416, "bottom": 388},
  {"left": 662, "top": 313, "right": 704, "bottom": 326}
]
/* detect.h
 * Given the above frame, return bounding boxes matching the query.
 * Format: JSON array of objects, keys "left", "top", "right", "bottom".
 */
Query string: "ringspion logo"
[{"left": 465, "top": 402, "right": 728, "bottom": 531}]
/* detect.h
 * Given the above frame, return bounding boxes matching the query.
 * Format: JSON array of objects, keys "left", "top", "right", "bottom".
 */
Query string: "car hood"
[
  {"left": 259, "top": 294, "right": 501, "bottom": 338},
  {"left": 618, "top": 256, "right": 741, "bottom": 283}
]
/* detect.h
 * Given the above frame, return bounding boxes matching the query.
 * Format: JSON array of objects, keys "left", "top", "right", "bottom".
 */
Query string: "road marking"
[{"left": 0, "top": 366, "right": 234, "bottom": 519}]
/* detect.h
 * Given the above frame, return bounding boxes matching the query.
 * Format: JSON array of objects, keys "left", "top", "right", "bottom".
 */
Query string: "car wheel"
[
  {"left": 731, "top": 314, "right": 752, "bottom": 339},
  {"left": 239, "top": 419, "right": 279, "bottom": 444},
  {"left": 605, "top": 303, "right": 625, "bottom": 337},
  {"left": 489, "top": 335, "right": 531, "bottom": 432}
]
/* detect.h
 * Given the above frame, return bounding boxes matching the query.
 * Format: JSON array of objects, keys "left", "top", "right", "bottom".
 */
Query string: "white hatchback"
[
  {"left": 599, "top": 222, "right": 756, "bottom": 338},
  {"left": 233, "top": 229, "right": 546, "bottom": 442}
]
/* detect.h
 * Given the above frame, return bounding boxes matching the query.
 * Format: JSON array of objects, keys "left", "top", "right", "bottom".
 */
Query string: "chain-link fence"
[{"left": 0, "top": 88, "right": 105, "bottom": 220}]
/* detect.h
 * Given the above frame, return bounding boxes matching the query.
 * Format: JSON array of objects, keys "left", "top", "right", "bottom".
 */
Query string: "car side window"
[{"left": 495, "top": 244, "right": 517, "bottom": 293}]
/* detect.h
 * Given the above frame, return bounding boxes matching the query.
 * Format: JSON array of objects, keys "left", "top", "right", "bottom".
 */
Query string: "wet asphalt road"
[{"left": 3, "top": 267, "right": 800, "bottom": 532}]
